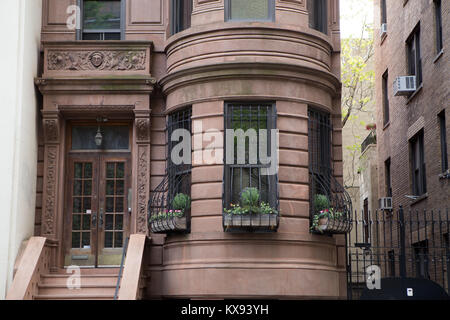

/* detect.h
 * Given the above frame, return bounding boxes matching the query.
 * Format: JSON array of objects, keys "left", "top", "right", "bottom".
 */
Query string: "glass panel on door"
[
  {"left": 97, "top": 161, "right": 128, "bottom": 266},
  {"left": 65, "top": 161, "right": 97, "bottom": 266}
]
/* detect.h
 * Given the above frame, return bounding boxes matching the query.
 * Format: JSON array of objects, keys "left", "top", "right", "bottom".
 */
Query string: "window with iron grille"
[
  {"left": 439, "top": 110, "right": 448, "bottom": 172},
  {"left": 79, "top": 0, "right": 124, "bottom": 40},
  {"left": 308, "top": 0, "right": 328, "bottom": 34},
  {"left": 308, "top": 109, "right": 332, "bottom": 177},
  {"left": 168, "top": 108, "right": 192, "bottom": 202},
  {"left": 407, "top": 25, "right": 422, "bottom": 87},
  {"left": 410, "top": 130, "right": 426, "bottom": 196},
  {"left": 171, "top": 0, "right": 192, "bottom": 35},
  {"left": 435, "top": 0, "right": 443, "bottom": 53},
  {"left": 223, "top": 103, "right": 278, "bottom": 210},
  {"left": 225, "top": 0, "right": 275, "bottom": 22}
]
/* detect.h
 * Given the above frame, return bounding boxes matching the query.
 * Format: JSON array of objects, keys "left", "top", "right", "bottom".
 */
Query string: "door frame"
[{"left": 63, "top": 121, "right": 133, "bottom": 267}]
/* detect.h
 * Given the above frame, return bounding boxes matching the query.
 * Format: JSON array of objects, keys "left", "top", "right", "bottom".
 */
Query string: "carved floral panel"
[{"left": 47, "top": 50, "right": 147, "bottom": 71}]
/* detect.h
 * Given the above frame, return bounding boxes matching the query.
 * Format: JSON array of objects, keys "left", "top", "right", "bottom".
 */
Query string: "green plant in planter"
[
  {"left": 314, "top": 194, "right": 330, "bottom": 212},
  {"left": 310, "top": 194, "right": 346, "bottom": 233},
  {"left": 172, "top": 193, "right": 191, "bottom": 212},
  {"left": 240, "top": 187, "right": 260, "bottom": 212}
]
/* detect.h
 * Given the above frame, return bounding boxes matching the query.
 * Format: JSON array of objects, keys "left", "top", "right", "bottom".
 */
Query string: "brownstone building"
[{"left": 7, "top": 0, "right": 351, "bottom": 300}]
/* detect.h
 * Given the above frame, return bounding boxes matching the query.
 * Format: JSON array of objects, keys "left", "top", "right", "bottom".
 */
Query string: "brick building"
[{"left": 374, "top": 0, "right": 449, "bottom": 212}]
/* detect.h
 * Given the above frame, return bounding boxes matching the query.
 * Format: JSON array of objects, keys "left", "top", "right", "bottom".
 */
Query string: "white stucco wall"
[{"left": 0, "top": 0, "right": 42, "bottom": 299}]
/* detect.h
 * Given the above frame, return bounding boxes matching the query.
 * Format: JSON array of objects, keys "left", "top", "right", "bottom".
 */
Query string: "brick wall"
[{"left": 374, "top": 0, "right": 449, "bottom": 212}]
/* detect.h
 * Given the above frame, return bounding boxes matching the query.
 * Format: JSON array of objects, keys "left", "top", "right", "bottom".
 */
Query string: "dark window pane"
[
  {"left": 73, "top": 181, "right": 82, "bottom": 196},
  {"left": 83, "top": 180, "right": 92, "bottom": 196},
  {"left": 72, "top": 232, "right": 81, "bottom": 248},
  {"left": 116, "top": 180, "right": 124, "bottom": 195},
  {"left": 73, "top": 215, "right": 81, "bottom": 231},
  {"left": 72, "top": 126, "right": 129, "bottom": 150},
  {"left": 105, "top": 232, "right": 113, "bottom": 248},
  {"left": 83, "top": 0, "right": 121, "bottom": 30},
  {"left": 105, "top": 214, "right": 114, "bottom": 230},
  {"left": 82, "top": 215, "right": 91, "bottom": 230},
  {"left": 82, "top": 32, "right": 102, "bottom": 40},
  {"left": 116, "top": 163, "right": 125, "bottom": 178},
  {"left": 106, "top": 197, "right": 114, "bottom": 213},
  {"left": 114, "top": 232, "right": 123, "bottom": 248},
  {"left": 115, "top": 197, "right": 124, "bottom": 213},
  {"left": 106, "top": 181, "right": 115, "bottom": 195},
  {"left": 104, "top": 32, "right": 121, "bottom": 40},
  {"left": 83, "top": 197, "right": 92, "bottom": 213},
  {"left": 84, "top": 163, "right": 92, "bottom": 179},
  {"left": 75, "top": 163, "right": 83, "bottom": 179},
  {"left": 107, "top": 163, "right": 115, "bottom": 179},
  {"left": 82, "top": 232, "right": 91, "bottom": 247},
  {"left": 73, "top": 198, "right": 82, "bottom": 213},
  {"left": 115, "top": 215, "right": 123, "bottom": 230}
]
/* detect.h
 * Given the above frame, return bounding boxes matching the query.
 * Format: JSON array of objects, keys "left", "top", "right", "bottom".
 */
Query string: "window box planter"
[
  {"left": 224, "top": 213, "right": 278, "bottom": 229},
  {"left": 223, "top": 188, "right": 279, "bottom": 232},
  {"left": 314, "top": 215, "right": 352, "bottom": 234},
  {"left": 310, "top": 194, "right": 352, "bottom": 235},
  {"left": 150, "top": 213, "right": 188, "bottom": 234}
]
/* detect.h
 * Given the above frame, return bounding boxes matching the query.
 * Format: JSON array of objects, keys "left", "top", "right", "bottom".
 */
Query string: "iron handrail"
[{"left": 114, "top": 236, "right": 130, "bottom": 300}]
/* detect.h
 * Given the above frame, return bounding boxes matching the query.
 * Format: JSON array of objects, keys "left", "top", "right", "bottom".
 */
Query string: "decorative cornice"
[{"left": 47, "top": 50, "right": 147, "bottom": 71}]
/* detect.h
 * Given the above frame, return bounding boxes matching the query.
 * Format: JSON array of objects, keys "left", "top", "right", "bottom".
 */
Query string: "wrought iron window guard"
[
  {"left": 148, "top": 172, "right": 191, "bottom": 234},
  {"left": 310, "top": 170, "right": 353, "bottom": 235}
]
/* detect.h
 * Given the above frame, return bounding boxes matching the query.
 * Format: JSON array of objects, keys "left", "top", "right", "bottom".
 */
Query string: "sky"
[{"left": 340, "top": 0, "right": 374, "bottom": 39}]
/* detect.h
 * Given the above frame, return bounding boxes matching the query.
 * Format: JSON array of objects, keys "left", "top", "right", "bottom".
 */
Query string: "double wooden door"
[{"left": 64, "top": 154, "right": 131, "bottom": 267}]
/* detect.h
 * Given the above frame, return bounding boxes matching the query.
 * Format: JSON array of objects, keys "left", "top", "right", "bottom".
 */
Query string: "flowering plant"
[{"left": 310, "top": 207, "right": 345, "bottom": 233}]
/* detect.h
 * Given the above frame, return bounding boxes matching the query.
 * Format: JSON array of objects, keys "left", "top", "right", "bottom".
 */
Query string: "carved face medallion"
[{"left": 89, "top": 52, "right": 104, "bottom": 68}]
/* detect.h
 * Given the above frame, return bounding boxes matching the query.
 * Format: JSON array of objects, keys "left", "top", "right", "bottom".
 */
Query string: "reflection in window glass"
[
  {"left": 83, "top": 0, "right": 121, "bottom": 30},
  {"left": 71, "top": 126, "right": 129, "bottom": 151},
  {"left": 229, "top": 0, "right": 270, "bottom": 21}
]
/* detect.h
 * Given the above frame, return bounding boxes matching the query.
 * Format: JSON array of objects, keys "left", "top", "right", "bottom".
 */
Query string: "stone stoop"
[{"left": 35, "top": 268, "right": 120, "bottom": 301}]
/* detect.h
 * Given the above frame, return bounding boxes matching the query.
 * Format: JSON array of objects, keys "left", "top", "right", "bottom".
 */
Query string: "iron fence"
[{"left": 347, "top": 206, "right": 450, "bottom": 300}]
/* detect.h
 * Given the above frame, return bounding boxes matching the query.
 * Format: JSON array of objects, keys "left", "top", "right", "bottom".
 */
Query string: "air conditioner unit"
[
  {"left": 379, "top": 197, "right": 393, "bottom": 210},
  {"left": 393, "top": 76, "right": 416, "bottom": 96},
  {"left": 380, "top": 23, "right": 387, "bottom": 38}
]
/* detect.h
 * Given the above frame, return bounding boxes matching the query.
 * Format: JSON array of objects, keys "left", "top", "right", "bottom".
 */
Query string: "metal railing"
[
  {"left": 361, "top": 131, "right": 377, "bottom": 154},
  {"left": 347, "top": 206, "right": 450, "bottom": 300},
  {"left": 114, "top": 236, "right": 130, "bottom": 300}
]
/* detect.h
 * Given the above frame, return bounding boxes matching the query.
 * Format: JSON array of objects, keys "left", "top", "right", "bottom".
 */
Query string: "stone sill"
[
  {"left": 434, "top": 49, "right": 444, "bottom": 64},
  {"left": 406, "top": 84, "right": 423, "bottom": 105},
  {"left": 410, "top": 193, "right": 428, "bottom": 206}
]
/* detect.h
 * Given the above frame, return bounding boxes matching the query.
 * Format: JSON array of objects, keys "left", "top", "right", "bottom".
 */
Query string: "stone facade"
[
  {"left": 374, "top": 0, "right": 449, "bottom": 211},
  {"left": 33, "top": 0, "right": 346, "bottom": 299}
]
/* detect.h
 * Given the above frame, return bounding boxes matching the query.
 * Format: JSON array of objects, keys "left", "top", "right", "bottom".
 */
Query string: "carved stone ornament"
[
  {"left": 43, "top": 146, "right": 58, "bottom": 235},
  {"left": 43, "top": 119, "right": 59, "bottom": 143},
  {"left": 48, "top": 50, "right": 146, "bottom": 71},
  {"left": 89, "top": 52, "right": 105, "bottom": 68},
  {"left": 136, "top": 118, "right": 150, "bottom": 142},
  {"left": 137, "top": 147, "right": 149, "bottom": 234}
]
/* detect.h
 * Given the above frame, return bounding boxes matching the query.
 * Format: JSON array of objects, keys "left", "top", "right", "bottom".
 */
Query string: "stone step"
[
  {"left": 35, "top": 293, "right": 115, "bottom": 300},
  {"left": 38, "top": 284, "right": 118, "bottom": 296},
  {"left": 41, "top": 274, "right": 120, "bottom": 286}
]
